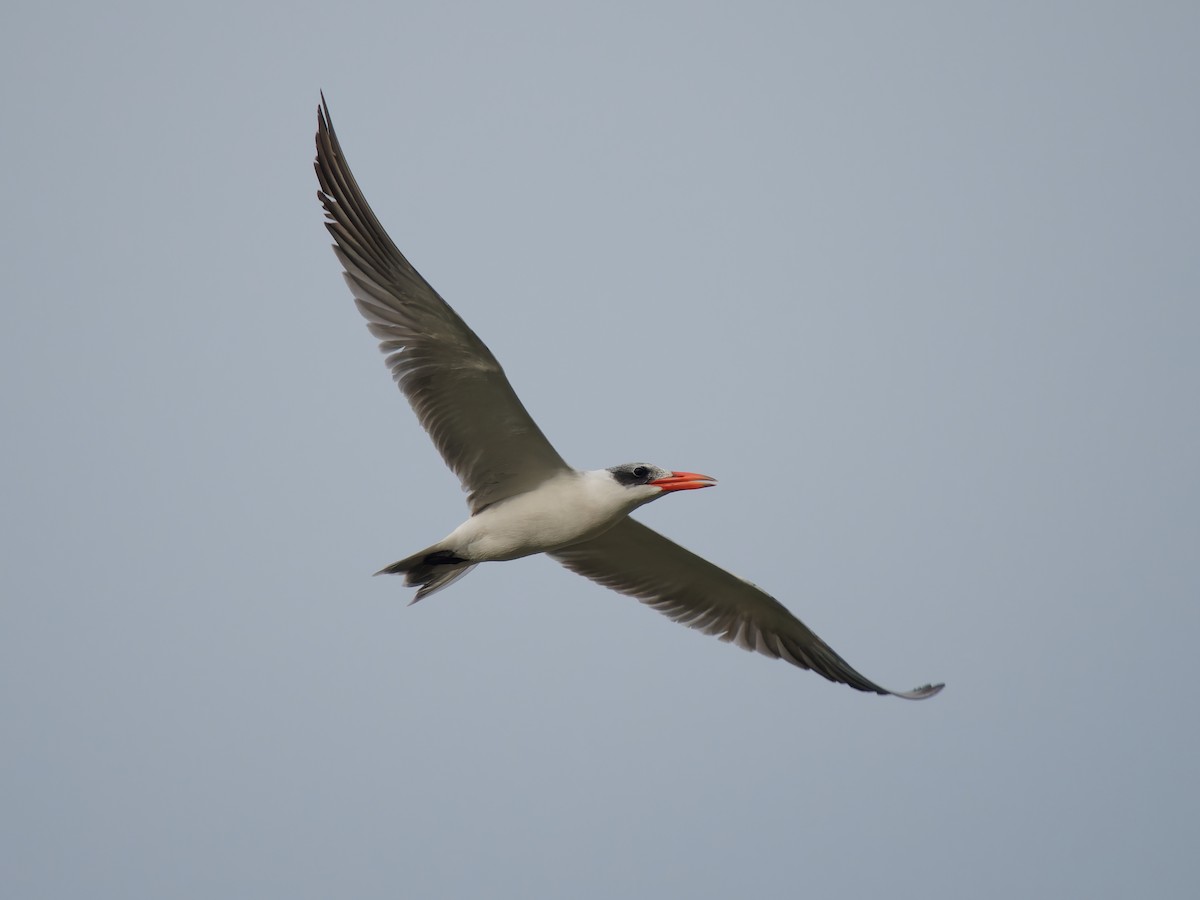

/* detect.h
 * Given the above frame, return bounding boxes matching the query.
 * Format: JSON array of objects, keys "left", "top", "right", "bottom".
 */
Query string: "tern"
[{"left": 315, "top": 97, "right": 943, "bottom": 700}]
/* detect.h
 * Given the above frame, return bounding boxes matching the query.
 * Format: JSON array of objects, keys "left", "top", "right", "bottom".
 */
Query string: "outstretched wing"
[
  {"left": 552, "top": 519, "right": 944, "bottom": 699},
  {"left": 315, "top": 97, "right": 572, "bottom": 512}
]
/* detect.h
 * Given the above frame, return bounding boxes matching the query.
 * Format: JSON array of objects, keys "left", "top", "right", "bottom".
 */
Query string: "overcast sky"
[{"left": 3, "top": 2, "right": 1198, "bottom": 898}]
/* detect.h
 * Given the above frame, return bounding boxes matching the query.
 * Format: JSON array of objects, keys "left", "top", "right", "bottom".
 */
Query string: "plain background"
[{"left": 3, "top": 2, "right": 1197, "bottom": 897}]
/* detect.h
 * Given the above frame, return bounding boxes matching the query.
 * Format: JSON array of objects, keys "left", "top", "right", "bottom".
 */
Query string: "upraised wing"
[{"left": 315, "top": 97, "right": 572, "bottom": 512}]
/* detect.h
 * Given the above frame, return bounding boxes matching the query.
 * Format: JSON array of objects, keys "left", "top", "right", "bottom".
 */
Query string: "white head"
[{"left": 605, "top": 463, "right": 717, "bottom": 506}]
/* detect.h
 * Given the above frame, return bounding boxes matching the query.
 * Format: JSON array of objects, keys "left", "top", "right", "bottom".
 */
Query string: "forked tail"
[{"left": 375, "top": 548, "right": 478, "bottom": 603}]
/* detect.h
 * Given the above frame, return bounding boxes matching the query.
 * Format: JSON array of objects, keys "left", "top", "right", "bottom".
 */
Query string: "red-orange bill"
[{"left": 650, "top": 471, "right": 718, "bottom": 492}]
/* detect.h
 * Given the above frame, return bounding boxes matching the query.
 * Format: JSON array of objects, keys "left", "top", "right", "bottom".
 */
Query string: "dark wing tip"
[
  {"left": 891, "top": 682, "right": 945, "bottom": 701},
  {"left": 315, "top": 94, "right": 338, "bottom": 182}
]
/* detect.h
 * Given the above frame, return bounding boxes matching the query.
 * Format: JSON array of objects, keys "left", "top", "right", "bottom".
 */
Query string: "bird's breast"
[{"left": 452, "top": 473, "right": 631, "bottom": 562}]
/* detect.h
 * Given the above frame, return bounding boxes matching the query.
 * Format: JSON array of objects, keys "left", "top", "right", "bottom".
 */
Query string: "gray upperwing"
[{"left": 315, "top": 97, "right": 572, "bottom": 512}]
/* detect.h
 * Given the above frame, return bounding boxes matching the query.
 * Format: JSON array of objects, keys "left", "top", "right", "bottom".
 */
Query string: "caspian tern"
[{"left": 315, "top": 97, "right": 944, "bottom": 700}]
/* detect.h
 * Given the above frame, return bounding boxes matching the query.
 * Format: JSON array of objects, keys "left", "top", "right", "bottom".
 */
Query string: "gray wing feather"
[
  {"left": 315, "top": 97, "right": 571, "bottom": 512},
  {"left": 551, "top": 519, "right": 943, "bottom": 700}
]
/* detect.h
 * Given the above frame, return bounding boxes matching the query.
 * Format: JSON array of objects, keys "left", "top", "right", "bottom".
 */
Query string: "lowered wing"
[{"left": 552, "top": 519, "right": 943, "bottom": 699}]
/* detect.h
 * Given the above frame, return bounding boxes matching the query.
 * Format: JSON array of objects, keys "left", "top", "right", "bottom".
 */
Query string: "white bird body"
[
  {"left": 315, "top": 96, "right": 944, "bottom": 700},
  {"left": 439, "top": 469, "right": 657, "bottom": 562}
]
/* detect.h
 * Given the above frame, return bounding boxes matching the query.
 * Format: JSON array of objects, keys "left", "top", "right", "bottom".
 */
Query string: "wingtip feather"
[{"left": 893, "top": 682, "right": 945, "bottom": 700}]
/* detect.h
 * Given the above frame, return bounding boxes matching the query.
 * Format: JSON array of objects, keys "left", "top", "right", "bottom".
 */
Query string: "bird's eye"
[{"left": 633, "top": 466, "right": 649, "bottom": 479}]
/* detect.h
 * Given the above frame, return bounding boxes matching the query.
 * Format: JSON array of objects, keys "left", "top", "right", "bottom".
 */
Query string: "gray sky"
[{"left": 3, "top": 2, "right": 1198, "bottom": 897}]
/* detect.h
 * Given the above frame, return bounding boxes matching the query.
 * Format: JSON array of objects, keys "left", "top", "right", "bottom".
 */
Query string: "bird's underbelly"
[{"left": 449, "top": 490, "right": 623, "bottom": 562}]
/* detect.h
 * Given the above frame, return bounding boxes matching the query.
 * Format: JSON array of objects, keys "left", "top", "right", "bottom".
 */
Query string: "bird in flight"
[{"left": 314, "top": 96, "right": 943, "bottom": 700}]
